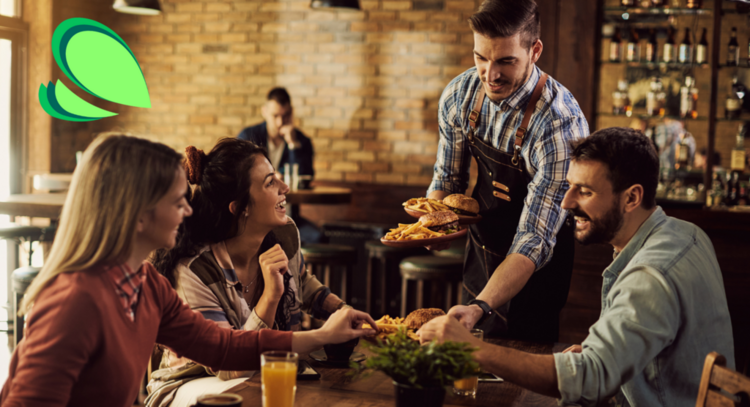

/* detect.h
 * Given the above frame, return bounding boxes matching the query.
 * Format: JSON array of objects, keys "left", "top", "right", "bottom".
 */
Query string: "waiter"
[{"left": 427, "top": 0, "right": 589, "bottom": 342}]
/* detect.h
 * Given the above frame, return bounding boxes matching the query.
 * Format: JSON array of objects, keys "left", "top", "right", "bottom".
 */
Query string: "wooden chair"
[{"left": 696, "top": 352, "right": 750, "bottom": 407}]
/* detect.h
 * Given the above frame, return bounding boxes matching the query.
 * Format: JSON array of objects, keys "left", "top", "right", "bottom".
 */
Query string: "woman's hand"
[
  {"left": 258, "top": 244, "right": 288, "bottom": 301},
  {"left": 291, "top": 308, "right": 378, "bottom": 354}
]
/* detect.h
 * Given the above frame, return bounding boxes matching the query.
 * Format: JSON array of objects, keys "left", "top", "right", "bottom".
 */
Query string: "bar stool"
[
  {"left": 364, "top": 241, "right": 423, "bottom": 318},
  {"left": 300, "top": 244, "right": 357, "bottom": 304},
  {"left": 12, "top": 266, "right": 40, "bottom": 347},
  {"left": 6, "top": 225, "right": 57, "bottom": 347},
  {"left": 399, "top": 255, "right": 464, "bottom": 317}
]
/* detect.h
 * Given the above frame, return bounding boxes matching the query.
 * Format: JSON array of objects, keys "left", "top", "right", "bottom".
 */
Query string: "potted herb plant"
[{"left": 352, "top": 328, "right": 480, "bottom": 407}]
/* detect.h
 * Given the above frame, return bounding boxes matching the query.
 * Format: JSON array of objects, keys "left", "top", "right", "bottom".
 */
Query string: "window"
[{"left": 0, "top": 0, "right": 17, "bottom": 18}]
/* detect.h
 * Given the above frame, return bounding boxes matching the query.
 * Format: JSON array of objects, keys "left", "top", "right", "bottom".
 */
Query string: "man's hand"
[
  {"left": 417, "top": 315, "right": 481, "bottom": 346},
  {"left": 447, "top": 304, "right": 484, "bottom": 330},
  {"left": 318, "top": 308, "right": 378, "bottom": 344},
  {"left": 279, "top": 123, "right": 297, "bottom": 148}
]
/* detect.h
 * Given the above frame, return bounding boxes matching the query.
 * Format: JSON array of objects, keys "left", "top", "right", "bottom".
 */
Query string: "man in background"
[{"left": 237, "top": 87, "right": 314, "bottom": 178}]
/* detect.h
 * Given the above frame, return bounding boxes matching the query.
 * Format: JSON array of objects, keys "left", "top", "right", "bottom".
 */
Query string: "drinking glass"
[
  {"left": 261, "top": 351, "right": 298, "bottom": 407},
  {"left": 453, "top": 329, "right": 483, "bottom": 397}
]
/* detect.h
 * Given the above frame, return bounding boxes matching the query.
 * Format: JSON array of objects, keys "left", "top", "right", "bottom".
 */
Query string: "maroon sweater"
[{"left": 0, "top": 262, "right": 293, "bottom": 407}]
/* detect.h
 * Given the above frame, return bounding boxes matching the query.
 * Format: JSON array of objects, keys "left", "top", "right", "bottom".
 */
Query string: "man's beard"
[
  {"left": 570, "top": 197, "right": 624, "bottom": 245},
  {"left": 483, "top": 60, "right": 532, "bottom": 103}
]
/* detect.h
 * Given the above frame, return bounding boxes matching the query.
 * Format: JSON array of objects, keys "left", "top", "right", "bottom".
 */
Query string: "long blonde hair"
[{"left": 20, "top": 133, "right": 183, "bottom": 315}]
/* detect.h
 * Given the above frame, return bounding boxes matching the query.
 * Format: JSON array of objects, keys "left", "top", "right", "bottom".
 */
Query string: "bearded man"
[
  {"left": 427, "top": 0, "right": 589, "bottom": 341},
  {"left": 420, "top": 127, "right": 735, "bottom": 406}
]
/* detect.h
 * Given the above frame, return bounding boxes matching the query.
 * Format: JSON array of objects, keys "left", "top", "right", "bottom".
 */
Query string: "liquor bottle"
[
  {"left": 731, "top": 124, "right": 747, "bottom": 172},
  {"left": 678, "top": 28, "right": 693, "bottom": 64},
  {"left": 680, "top": 76, "right": 698, "bottom": 118},
  {"left": 647, "top": 77, "right": 665, "bottom": 116},
  {"left": 686, "top": 0, "right": 702, "bottom": 8},
  {"left": 645, "top": 29, "right": 658, "bottom": 63},
  {"left": 663, "top": 27, "right": 676, "bottom": 63},
  {"left": 725, "top": 171, "right": 741, "bottom": 206},
  {"left": 727, "top": 77, "right": 743, "bottom": 119},
  {"left": 696, "top": 28, "right": 708, "bottom": 65},
  {"left": 610, "top": 28, "right": 623, "bottom": 62},
  {"left": 639, "top": 0, "right": 651, "bottom": 7},
  {"left": 651, "top": 0, "right": 664, "bottom": 6},
  {"left": 627, "top": 28, "right": 640, "bottom": 62},
  {"left": 707, "top": 171, "right": 726, "bottom": 208},
  {"left": 728, "top": 27, "right": 739, "bottom": 66},
  {"left": 738, "top": 181, "right": 749, "bottom": 206},
  {"left": 676, "top": 132, "right": 694, "bottom": 170},
  {"left": 621, "top": 0, "right": 635, "bottom": 5},
  {"left": 613, "top": 80, "right": 631, "bottom": 115}
]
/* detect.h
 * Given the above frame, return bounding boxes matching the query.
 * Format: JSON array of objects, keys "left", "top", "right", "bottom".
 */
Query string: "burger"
[
  {"left": 443, "top": 194, "right": 480, "bottom": 217},
  {"left": 419, "top": 211, "right": 459, "bottom": 233},
  {"left": 404, "top": 308, "right": 446, "bottom": 330}
]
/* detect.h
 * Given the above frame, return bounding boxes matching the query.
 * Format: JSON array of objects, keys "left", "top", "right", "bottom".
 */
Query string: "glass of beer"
[
  {"left": 261, "top": 351, "right": 298, "bottom": 407},
  {"left": 452, "top": 329, "right": 483, "bottom": 397}
]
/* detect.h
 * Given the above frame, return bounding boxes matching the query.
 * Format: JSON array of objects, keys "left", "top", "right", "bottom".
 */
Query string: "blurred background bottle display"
[
  {"left": 621, "top": 0, "right": 635, "bottom": 6},
  {"left": 685, "top": 0, "right": 702, "bottom": 9}
]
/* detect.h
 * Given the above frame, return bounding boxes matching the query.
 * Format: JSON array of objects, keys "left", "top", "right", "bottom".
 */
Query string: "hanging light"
[
  {"left": 113, "top": 0, "right": 162, "bottom": 15},
  {"left": 310, "top": 0, "right": 361, "bottom": 11}
]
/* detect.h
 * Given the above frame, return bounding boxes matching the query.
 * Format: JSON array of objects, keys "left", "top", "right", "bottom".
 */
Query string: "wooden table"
[
  {"left": 286, "top": 187, "right": 352, "bottom": 205},
  {"left": 0, "top": 193, "right": 66, "bottom": 219},
  {"left": 227, "top": 339, "right": 566, "bottom": 407}
]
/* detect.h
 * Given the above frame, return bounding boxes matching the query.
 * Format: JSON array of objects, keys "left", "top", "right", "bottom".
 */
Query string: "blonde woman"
[{"left": 0, "top": 134, "right": 376, "bottom": 407}]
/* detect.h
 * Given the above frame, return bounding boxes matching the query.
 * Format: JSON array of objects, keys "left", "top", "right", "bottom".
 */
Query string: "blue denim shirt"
[{"left": 554, "top": 207, "right": 734, "bottom": 407}]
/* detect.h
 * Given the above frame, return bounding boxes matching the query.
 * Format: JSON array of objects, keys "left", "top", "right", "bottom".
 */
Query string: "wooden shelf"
[
  {"left": 597, "top": 112, "right": 707, "bottom": 121},
  {"left": 604, "top": 6, "right": 712, "bottom": 18},
  {"left": 601, "top": 61, "right": 710, "bottom": 69}
]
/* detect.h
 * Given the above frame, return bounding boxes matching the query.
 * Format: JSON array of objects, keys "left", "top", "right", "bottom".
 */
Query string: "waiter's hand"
[
  {"left": 417, "top": 315, "right": 480, "bottom": 345},
  {"left": 447, "top": 304, "right": 484, "bottom": 330},
  {"left": 562, "top": 345, "right": 582, "bottom": 354}
]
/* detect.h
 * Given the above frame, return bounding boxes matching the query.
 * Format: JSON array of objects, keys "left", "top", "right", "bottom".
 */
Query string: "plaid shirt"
[
  {"left": 428, "top": 66, "right": 589, "bottom": 269},
  {"left": 107, "top": 263, "right": 146, "bottom": 321}
]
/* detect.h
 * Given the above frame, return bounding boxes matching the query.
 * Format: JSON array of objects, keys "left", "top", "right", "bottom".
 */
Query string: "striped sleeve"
[{"left": 508, "top": 113, "right": 588, "bottom": 269}]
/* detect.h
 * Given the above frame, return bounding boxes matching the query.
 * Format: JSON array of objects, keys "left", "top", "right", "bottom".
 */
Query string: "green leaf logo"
[{"left": 39, "top": 17, "right": 151, "bottom": 121}]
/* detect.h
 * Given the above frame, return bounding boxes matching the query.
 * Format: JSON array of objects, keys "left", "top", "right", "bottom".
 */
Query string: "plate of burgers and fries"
[
  {"left": 362, "top": 308, "right": 446, "bottom": 343},
  {"left": 402, "top": 194, "right": 482, "bottom": 225},
  {"left": 380, "top": 210, "right": 468, "bottom": 248}
]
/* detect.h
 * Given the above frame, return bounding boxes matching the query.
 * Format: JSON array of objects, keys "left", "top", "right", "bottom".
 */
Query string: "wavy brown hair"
[{"left": 20, "top": 134, "right": 183, "bottom": 315}]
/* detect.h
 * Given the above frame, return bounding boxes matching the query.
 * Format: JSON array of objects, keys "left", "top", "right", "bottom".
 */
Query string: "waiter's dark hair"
[
  {"left": 267, "top": 87, "right": 291, "bottom": 107},
  {"left": 469, "top": 0, "right": 540, "bottom": 49},
  {"left": 570, "top": 127, "right": 659, "bottom": 209}
]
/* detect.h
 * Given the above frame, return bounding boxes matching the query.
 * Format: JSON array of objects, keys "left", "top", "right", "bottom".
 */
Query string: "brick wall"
[{"left": 47, "top": 0, "right": 483, "bottom": 187}]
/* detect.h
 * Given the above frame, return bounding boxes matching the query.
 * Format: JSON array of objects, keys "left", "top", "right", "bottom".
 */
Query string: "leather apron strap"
[{"left": 468, "top": 72, "right": 550, "bottom": 167}]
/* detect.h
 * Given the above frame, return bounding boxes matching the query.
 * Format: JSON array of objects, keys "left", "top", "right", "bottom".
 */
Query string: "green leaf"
[{"left": 52, "top": 17, "right": 150, "bottom": 108}]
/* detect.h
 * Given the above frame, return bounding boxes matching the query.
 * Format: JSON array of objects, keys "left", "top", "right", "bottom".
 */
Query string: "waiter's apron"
[{"left": 462, "top": 73, "right": 574, "bottom": 342}]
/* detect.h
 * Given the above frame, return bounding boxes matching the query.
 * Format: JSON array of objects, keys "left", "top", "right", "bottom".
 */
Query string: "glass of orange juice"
[
  {"left": 261, "top": 351, "right": 298, "bottom": 407},
  {"left": 452, "top": 329, "right": 483, "bottom": 397}
]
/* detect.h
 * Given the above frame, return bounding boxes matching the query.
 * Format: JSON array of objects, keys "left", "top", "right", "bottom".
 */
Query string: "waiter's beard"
[
  {"left": 482, "top": 60, "right": 532, "bottom": 104},
  {"left": 570, "top": 198, "right": 624, "bottom": 246}
]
